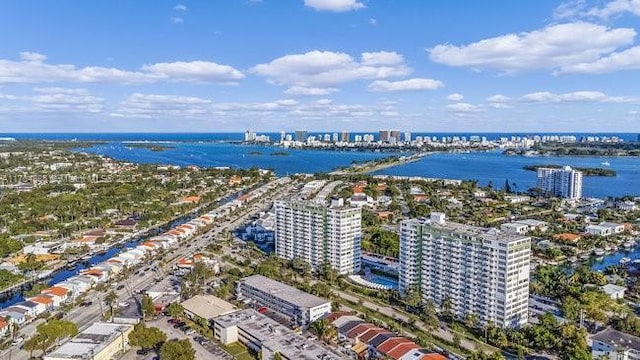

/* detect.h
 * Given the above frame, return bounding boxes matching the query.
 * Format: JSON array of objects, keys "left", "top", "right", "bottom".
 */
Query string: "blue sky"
[{"left": 1, "top": 0, "right": 640, "bottom": 132}]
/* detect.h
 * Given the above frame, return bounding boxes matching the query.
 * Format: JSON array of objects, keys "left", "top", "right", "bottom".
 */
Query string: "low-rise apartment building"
[{"left": 236, "top": 275, "right": 331, "bottom": 327}]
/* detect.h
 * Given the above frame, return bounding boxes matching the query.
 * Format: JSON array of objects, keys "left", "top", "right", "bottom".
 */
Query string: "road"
[{"left": 0, "top": 179, "right": 297, "bottom": 360}]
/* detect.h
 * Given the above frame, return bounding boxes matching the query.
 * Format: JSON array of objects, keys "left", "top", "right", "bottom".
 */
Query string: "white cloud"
[
  {"left": 557, "top": 45, "right": 640, "bottom": 74},
  {"left": 251, "top": 50, "right": 411, "bottom": 87},
  {"left": 361, "top": 51, "right": 404, "bottom": 66},
  {"left": 304, "top": 0, "right": 365, "bottom": 12},
  {"left": 487, "top": 94, "right": 511, "bottom": 103},
  {"left": 369, "top": 18, "right": 377, "bottom": 26},
  {"left": 0, "top": 52, "right": 244, "bottom": 84},
  {"left": 368, "top": 78, "right": 444, "bottom": 92},
  {"left": 521, "top": 90, "right": 639, "bottom": 103},
  {"left": 446, "top": 102, "right": 484, "bottom": 113},
  {"left": 284, "top": 86, "right": 339, "bottom": 96},
  {"left": 111, "top": 93, "right": 212, "bottom": 118},
  {"left": 446, "top": 93, "right": 464, "bottom": 101},
  {"left": 487, "top": 90, "right": 640, "bottom": 105},
  {"left": 170, "top": 17, "right": 184, "bottom": 24},
  {"left": 586, "top": 0, "right": 640, "bottom": 18},
  {"left": 174, "top": 4, "right": 187, "bottom": 11},
  {"left": 142, "top": 61, "right": 245, "bottom": 83},
  {"left": 428, "top": 22, "right": 636, "bottom": 74},
  {"left": 19, "top": 52, "right": 47, "bottom": 62},
  {"left": 0, "top": 87, "right": 104, "bottom": 113}
]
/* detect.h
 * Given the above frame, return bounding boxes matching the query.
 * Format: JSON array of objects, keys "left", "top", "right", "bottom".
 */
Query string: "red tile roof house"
[
  {"left": 42, "top": 286, "right": 70, "bottom": 306},
  {"left": 28, "top": 296, "right": 55, "bottom": 312},
  {"left": 385, "top": 340, "right": 421, "bottom": 360},
  {"left": 376, "top": 337, "right": 415, "bottom": 359},
  {"left": 346, "top": 323, "right": 378, "bottom": 342},
  {"left": 0, "top": 318, "right": 7, "bottom": 337},
  {"left": 358, "top": 328, "right": 390, "bottom": 344}
]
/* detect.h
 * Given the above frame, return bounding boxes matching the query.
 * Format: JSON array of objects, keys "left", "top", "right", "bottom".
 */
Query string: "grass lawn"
[{"left": 224, "top": 342, "right": 257, "bottom": 360}]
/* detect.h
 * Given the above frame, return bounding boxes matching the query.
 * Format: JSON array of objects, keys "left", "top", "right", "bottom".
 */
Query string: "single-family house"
[
  {"left": 602, "top": 284, "right": 626, "bottom": 300},
  {"left": 15, "top": 300, "right": 45, "bottom": 318},
  {"left": 0, "top": 310, "right": 27, "bottom": 325},
  {"left": 42, "top": 286, "right": 71, "bottom": 306},
  {"left": 28, "top": 295, "right": 55, "bottom": 311}
]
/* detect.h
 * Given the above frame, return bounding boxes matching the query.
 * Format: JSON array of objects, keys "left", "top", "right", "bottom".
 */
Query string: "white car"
[{"left": 12, "top": 337, "right": 24, "bottom": 346}]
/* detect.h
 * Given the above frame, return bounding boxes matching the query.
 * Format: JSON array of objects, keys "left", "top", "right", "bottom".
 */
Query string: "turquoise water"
[
  {"left": 375, "top": 150, "right": 640, "bottom": 198},
  {"left": 368, "top": 275, "right": 399, "bottom": 289}
]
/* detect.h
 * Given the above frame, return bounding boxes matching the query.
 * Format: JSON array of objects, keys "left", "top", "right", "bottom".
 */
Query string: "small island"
[
  {"left": 523, "top": 164, "right": 616, "bottom": 177},
  {"left": 125, "top": 143, "right": 174, "bottom": 152},
  {"left": 270, "top": 151, "right": 290, "bottom": 156},
  {"left": 248, "top": 151, "right": 263, "bottom": 155}
]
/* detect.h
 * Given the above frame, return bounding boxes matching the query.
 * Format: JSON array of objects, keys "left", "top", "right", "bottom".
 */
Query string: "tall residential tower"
[
  {"left": 275, "top": 198, "right": 361, "bottom": 275},
  {"left": 399, "top": 213, "right": 531, "bottom": 328},
  {"left": 536, "top": 166, "right": 583, "bottom": 199}
]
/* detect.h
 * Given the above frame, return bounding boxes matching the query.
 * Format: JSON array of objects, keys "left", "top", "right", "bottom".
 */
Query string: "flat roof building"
[
  {"left": 181, "top": 295, "right": 238, "bottom": 321},
  {"left": 592, "top": 328, "right": 640, "bottom": 359},
  {"left": 236, "top": 275, "right": 331, "bottom": 327},
  {"left": 213, "top": 308, "right": 349, "bottom": 360},
  {"left": 44, "top": 322, "right": 134, "bottom": 360}
]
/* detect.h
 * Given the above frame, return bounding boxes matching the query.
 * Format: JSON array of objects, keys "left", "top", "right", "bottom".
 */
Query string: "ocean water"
[{"left": 375, "top": 150, "right": 640, "bottom": 198}]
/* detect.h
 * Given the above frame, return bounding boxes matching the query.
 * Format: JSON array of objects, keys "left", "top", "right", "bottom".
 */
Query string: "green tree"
[
  {"left": 273, "top": 352, "right": 284, "bottom": 360},
  {"left": 166, "top": 302, "right": 185, "bottom": 319},
  {"left": 23, "top": 333, "right": 47, "bottom": 358},
  {"left": 128, "top": 323, "right": 167, "bottom": 350},
  {"left": 141, "top": 293, "right": 155, "bottom": 320},
  {"left": 160, "top": 339, "right": 196, "bottom": 360}
]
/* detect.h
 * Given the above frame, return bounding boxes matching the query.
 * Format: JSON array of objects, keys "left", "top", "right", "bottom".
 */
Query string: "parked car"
[{"left": 12, "top": 337, "right": 24, "bottom": 346}]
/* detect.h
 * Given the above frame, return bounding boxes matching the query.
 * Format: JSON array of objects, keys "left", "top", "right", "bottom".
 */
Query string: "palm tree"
[{"left": 105, "top": 290, "right": 118, "bottom": 321}]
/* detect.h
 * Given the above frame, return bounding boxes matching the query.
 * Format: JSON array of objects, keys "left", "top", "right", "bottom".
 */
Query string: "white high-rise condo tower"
[
  {"left": 275, "top": 198, "right": 361, "bottom": 275},
  {"left": 399, "top": 213, "right": 531, "bottom": 328},
  {"left": 536, "top": 166, "right": 583, "bottom": 199}
]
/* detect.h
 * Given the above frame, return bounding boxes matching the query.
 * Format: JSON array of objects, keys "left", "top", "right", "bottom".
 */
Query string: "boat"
[
  {"left": 620, "top": 257, "right": 632, "bottom": 265},
  {"left": 624, "top": 241, "right": 634, "bottom": 249},
  {"left": 580, "top": 253, "right": 591, "bottom": 260},
  {"left": 37, "top": 269, "right": 54, "bottom": 280},
  {"left": 568, "top": 257, "right": 578, "bottom": 263},
  {"left": 633, "top": 259, "right": 640, "bottom": 265},
  {"left": 601, "top": 161, "right": 610, "bottom": 166},
  {"left": 593, "top": 249, "right": 605, "bottom": 256}
]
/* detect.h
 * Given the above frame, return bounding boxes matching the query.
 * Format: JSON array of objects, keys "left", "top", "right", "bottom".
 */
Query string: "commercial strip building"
[
  {"left": 399, "top": 213, "right": 531, "bottom": 328},
  {"left": 274, "top": 198, "right": 361, "bottom": 275},
  {"left": 213, "top": 308, "right": 349, "bottom": 360},
  {"left": 236, "top": 275, "right": 331, "bottom": 327},
  {"left": 43, "top": 322, "right": 134, "bottom": 360},
  {"left": 591, "top": 327, "right": 640, "bottom": 359},
  {"left": 536, "top": 166, "right": 583, "bottom": 199}
]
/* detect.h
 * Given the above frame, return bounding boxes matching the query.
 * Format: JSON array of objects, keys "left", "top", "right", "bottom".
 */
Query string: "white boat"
[
  {"left": 624, "top": 241, "right": 634, "bottom": 249},
  {"left": 601, "top": 161, "right": 610, "bottom": 166},
  {"left": 568, "top": 257, "right": 578, "bottom": 263},
  {"left": 593, "top": 249, "right": 605, "bottom": 256},
  {"left": 633, "top": 259, "right": 640, "bottom": 265},
  {"left": 620, "top": 257, "right": 632, "bottom": 265},
  {"left": 580, "top": 253, "right": 591, "bottom": 260}
]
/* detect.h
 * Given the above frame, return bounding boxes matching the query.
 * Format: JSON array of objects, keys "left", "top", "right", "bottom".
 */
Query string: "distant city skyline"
[{"left": 2, "top": 1, "right": 640, "bottom": 132}]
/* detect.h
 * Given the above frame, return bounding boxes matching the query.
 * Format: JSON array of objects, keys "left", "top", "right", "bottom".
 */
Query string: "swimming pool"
[{"left": 367, "top": 275, "right": 398, "bottom": 289}]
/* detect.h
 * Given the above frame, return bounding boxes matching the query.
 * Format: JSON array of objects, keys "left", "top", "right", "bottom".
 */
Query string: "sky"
[{"left": 1, "top": 0, "right": 640, "bottom": 133}]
